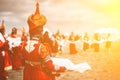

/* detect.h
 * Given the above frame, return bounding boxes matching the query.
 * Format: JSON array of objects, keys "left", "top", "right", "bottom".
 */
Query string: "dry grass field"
[{"left": 7, "top": 40, "right": 120, "bottom": 80}]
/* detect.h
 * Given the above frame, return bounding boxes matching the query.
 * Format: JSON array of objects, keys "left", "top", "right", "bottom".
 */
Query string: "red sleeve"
[
  {"left": 45, "top": 60, "right": 54, "bottom": 71},
  {"left": 0, "top": 40, "right": 4, "bottom": 47},
  {"left": 0, "top": 40, "right": 9, "bottom": 51}
]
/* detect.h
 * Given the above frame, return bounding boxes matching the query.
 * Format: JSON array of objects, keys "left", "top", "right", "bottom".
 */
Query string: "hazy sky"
[{"left": 0, "top": 0, "right": 120, "bottom": 34}]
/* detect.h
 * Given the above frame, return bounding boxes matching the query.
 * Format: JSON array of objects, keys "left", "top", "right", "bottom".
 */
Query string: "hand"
[
  {"left": 52, "top": 71, "right": 61, "bottom": 77},
  {"left": 59, "top": 66, "right": 66, "bottom": 72}
]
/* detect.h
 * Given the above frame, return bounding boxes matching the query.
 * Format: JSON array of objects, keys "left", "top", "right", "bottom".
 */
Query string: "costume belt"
[{"left": 25, "top": 60, "right": 42, "bottom": 66}]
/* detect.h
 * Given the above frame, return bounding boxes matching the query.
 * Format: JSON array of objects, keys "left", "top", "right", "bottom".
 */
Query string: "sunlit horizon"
[{"left": 0, "top": 0, "right": 120, "bottom": 35}]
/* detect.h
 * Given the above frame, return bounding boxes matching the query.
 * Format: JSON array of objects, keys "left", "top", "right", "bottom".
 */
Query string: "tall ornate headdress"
[{"left": 27, "top": 1, "right": 47, "bottom": 32}]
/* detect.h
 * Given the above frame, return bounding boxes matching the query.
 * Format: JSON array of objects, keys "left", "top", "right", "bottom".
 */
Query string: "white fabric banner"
[
  {"left": 0, "top": 33, "right": 5, "bottom": 43},
  {"left": 51, "top": 57, "right": 91, "bottom": 73},
  {"left": 7, "top": 37, "right": 21, "bottom": 48}
]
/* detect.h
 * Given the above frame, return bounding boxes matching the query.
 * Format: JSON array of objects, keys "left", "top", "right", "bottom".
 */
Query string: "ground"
[{"left": 7, "top": 41, "right": 120, "bottom": 80}]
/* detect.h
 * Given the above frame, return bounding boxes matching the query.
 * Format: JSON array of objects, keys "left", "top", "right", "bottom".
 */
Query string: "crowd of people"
[
  {"left": 0, "top": 1, "right": 114, "bottom": 80},
  {"left": 0, "top": 1, "right": 66, "bottom": 80}
]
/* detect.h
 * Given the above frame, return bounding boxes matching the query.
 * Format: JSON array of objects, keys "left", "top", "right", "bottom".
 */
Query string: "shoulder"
[{"left": 39, "top": 43, "right": 51, "bottom": 59}]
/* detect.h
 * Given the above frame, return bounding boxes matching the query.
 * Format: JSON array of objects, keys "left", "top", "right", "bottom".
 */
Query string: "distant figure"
[
  {"left": 0, "top": 20, "right": 12, "bottom": 71},
  {"left": 51, "top": 30, "right": 61, "bottom": 56},
  {"left": 7, "top": 27, "right": 22, "bottom": 70},
  {"left": 51, "top": 34, "right": 59, "bottom": 56},
  {"left": 55, "top": 29, "right": 61, "bottom": 40},
  {"left": 21, "top": 27, "right": 28, "bottom": 42},
  {"left": 21, "top": 1, "right": 66, "bottom": 80},
  {"left": 93, "top": 33, "right": 100, "bottom": 52},
  {"left": 43, "top": 31, "right": 52, "bottom": 47},
  {"left": 43, "top": 31, "right": 53, "bottom": 56},
  {"left": 105, "top": 33, "right": 112, "bottom": 53},
  {"left": 0, "top": 20, "right": 10, "bottom": 80},
  {"left": 20, "top": 28, "right": 28, "bottom": 65},
  {"left": 69, "top": 32, "right": 77, "bottom": 54},
  {"left": 57, "top": 34, "right": 67, "bottom": 54},
  {"left": 83, "top": 32, "right": 89, "bottom": 51}
]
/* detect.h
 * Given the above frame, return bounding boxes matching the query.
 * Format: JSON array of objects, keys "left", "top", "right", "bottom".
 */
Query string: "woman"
[
  {"left": 0, "top": 20, "right": 10, "bottom": 80},
  {"left": 21, "top": 2, "right": 66, "bottom": 80}
]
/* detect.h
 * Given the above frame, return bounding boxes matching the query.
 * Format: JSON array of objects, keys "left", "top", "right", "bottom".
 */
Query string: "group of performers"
[
  {"left": 0, "top": 1, "right": 113, "bottom": 80},
  {"left": 0, "top": 20, "right": 10, "bottom": 80},
  {"left": 0, "top": 20, "right": 27, "bottom": 80},
  {"left": 0, "top": 1, "right": 66, "bottom": 80},
  {"left": 50, "top": 30, "right": 112, "bottom": 54}
]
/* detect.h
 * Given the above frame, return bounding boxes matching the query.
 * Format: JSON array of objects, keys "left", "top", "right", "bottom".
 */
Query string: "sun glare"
[
  {"left": 96, "top": 0, "right": 109, "bottom": 5},
  {"left": 96, "top": 27, "right": 119, "bottom": 34},
  {"left": 94, "top": 0, "right": 120, "bottom": 10}
]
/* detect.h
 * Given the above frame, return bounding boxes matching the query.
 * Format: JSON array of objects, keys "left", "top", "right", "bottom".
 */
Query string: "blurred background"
[
  {"left": 1, "top": 1, "right": 120, "bottom": 80},
  {"left": 0, "top": 0, "right": 120, "bottom": 35}
]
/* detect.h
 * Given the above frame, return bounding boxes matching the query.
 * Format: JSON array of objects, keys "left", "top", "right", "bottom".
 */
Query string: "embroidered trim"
[{"left": 38, "top": 43, "right": 42, "bottom": 54}]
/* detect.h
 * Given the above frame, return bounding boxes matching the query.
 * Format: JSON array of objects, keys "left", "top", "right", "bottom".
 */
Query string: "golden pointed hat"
[
  {"left": 27, "top": 2, "right": 47, "bottom": 31},
  {"left": 0, "top": 20, "right": 5, "bottom": 30}
]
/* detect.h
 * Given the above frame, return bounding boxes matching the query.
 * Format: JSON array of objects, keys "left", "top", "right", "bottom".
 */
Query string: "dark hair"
[
  {"left": 0, "top": 28, "right": 5, "bottom": 35},
  {"left": 29, "top": 26, "right": 44, "bottom": 42},
  {"left": 11, "top": 27, "right": 17, "bottom": 35}
]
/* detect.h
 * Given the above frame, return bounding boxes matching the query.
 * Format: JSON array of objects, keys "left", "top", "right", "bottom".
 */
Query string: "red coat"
[
  {"left": 3, "top": 51, "right": 12, "bottom": 71},
  {"left": 0, "top": 40, "right": 7, "bottom": 80},
  {"left": 7, "top": 35, "right": 23, "bottom": 70},
  {"left": 22, "top": 41, "right": 58, "bottom": 80}
]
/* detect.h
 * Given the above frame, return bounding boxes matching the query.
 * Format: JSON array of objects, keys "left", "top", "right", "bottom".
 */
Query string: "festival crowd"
[{"left": 0, "top": 1, "right": 114, "bottom": 80}]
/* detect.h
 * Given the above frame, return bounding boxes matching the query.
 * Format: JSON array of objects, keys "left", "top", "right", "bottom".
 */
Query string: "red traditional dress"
[
  {"left": 21, "top": 40, "right": 65, "bottom": 80},
  {"left": 22, "top": 1, "right": 66, "bottom": 80},
  {"left": 7, "top": 34, "right": 23, "bottom": 70},
  {"left": 3, "top": 51, "right": 12, "bottom": 71},
  {"left": 0, "top": 33, "right": 12, "bottom": 71},
  {"left": 93, "top": 33, "right": 101, "bottom": 52},
  {"left": 0, "top": 33, "right": 9, "bottom": 80},
  {"left": 69, "top": 32, "right": 77, "bottom": 54},
  {"left": 83, "top": 33, "right": 89, "bottom": 51},
  {"left": 105, "top": 33, "right": 112, "bottom": 49}
]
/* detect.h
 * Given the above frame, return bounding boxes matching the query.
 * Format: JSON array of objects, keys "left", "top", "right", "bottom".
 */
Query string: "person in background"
[
  {"left": 105, "top": 33, "right": 112, "bottom": 53},
  {"left": 83, "top": 32, "right": 89, "bottom": 51},
  {"left": 43, "top": 31, "right": 53, "bottom": 50},
  {"left": 0, "top": 20, "right": 10, "bottom": 80},
  {"left": 68, "top": 32, "right": 77, "bottom": 54},
  {"left": 93, "top": 33, "right": 101, "bottom": 52},
  {"left": 53, "top": 30, "right": 61, "bottom": 55},
  {"left": 51, "top": 34, "right": 59, "bottom": 57},
  {"left": 20, "top": 27, "right": 28, "bottom": 66},
  {"left": 7, "top": 27, "right": 22, "bottom": 70},
  {"left": 21, "top": 1, "right": 66, "bottom": 80},
  {"left": 21, "top": 27, "right": 28, "bottom": 42}
]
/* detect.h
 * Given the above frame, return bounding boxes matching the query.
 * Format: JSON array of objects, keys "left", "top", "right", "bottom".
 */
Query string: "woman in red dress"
[
  {"left": 83, "top": 32, "right": 89, "bottom": 51},
  {"left": 7, "top": 27, "right": 23, "bottom": 70},
  {"left": 68, "top": 32, "right": 77, "bottom": 54},
  {"left": 21, "top": 1, "right": 66, "bottom": 80},
  {"left": 0, "top": 35, "right": 7, "bottom": 80},
  {"left": 0, "top": 20, "right": 10, "bottom": 80}
]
